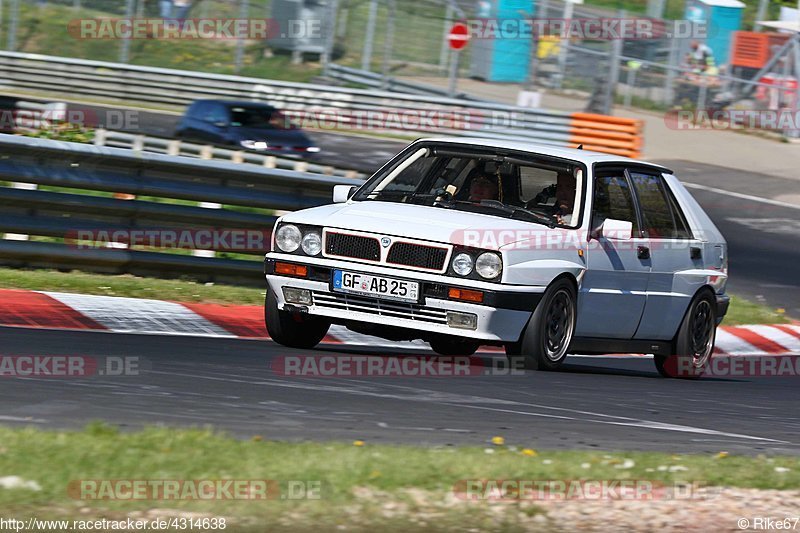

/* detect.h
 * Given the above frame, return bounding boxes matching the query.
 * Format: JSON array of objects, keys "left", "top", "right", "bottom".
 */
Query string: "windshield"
[{"left": 353, "top": 145, "right": 585, "bottom": 228}]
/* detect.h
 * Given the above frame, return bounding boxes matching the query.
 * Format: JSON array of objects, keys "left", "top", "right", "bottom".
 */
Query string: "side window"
[
  {"left": 629, "top": 172, "right": 692, "bottom": 239},
  {"left": 592, "top": 173, "right": 640, "bottom": 234},
  {"left": 665, "top": 186, "right": 693, "bottom": 239}
]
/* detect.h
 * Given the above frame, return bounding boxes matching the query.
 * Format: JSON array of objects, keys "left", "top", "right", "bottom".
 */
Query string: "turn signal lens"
[
  {"left": 448, "top": 288, "right": 484, "bottom": 303},
  {"left": 275, "top": 262, "right": 308, "bottom": 277}
]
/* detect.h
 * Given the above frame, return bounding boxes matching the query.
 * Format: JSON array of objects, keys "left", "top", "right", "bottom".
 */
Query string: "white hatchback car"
[{"left": 264, "top": 139, "right": 729, "bottom": 377}]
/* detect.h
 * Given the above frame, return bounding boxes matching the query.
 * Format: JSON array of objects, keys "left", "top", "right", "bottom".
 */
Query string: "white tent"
[{"left": 757, "top": 20, "right": 800, "bottom": 33}]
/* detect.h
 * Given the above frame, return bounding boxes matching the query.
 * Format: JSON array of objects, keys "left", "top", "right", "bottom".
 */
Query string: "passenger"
[{"left": 554, "top": 171, "right": 577, "bottom": 224}]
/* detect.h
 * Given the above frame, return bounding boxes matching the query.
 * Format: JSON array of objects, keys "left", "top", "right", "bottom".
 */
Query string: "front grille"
[
  {"left": 325, "top": 232, "right": 380, "bottom": 261},
  {"left": 387, "top": 242, "right": 448, "bottom": 270},
  {"left": 312, "top": 291, "right": 448, "bottom": 324}
]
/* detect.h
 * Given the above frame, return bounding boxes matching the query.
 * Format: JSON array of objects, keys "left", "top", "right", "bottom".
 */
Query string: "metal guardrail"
[
  {"left": 326, "top": 64, "right": 478, "bottom": 100},
  {"left": 95, "top": 130, "right": 366, "bottom": 179},
  {"left": 0, "top": 51, "right": 643, "bottom": 158},
  {"left": 0, "top": 134, "right": 363, "bottom": 284},
  {"left": 2, "top": 97, "right": 367, "bottom": 178}
]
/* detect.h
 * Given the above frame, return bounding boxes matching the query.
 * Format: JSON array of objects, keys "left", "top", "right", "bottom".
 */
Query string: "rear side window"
[
  {"left": 630, "top": 172, "right": 692, "bottom": 239},
  {"left": 592, "top": 173, "right": 640, "bottom": 234}
]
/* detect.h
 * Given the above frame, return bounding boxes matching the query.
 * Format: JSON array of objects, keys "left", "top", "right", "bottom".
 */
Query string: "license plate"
[{"left": 332, "top": 270, "right": 419, "bottom": 303}]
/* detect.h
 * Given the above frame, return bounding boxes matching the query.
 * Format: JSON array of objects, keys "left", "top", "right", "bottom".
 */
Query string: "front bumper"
[{"left": 264, "top": 255, "right": 541, "bottom": 343}]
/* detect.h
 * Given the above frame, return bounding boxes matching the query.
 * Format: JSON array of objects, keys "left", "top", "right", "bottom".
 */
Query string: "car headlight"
[
  {"left": 476, "top": 252, "right": 502, "bottom": 279},
  {"left": 452, "top": 253, "right": 474, "bottom": 276},
  {"left": 301, "top": 231, "right": 322, "bottom": 256},
  {"left": 241, "top": 140, "right": 269, "bottom": 150},
  {"left": 275, "top": 224, "right": 302, "bottom": 253}
]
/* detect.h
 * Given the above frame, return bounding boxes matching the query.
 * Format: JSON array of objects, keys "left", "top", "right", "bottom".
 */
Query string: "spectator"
[
  {"left": 174, "top": 0, "right": 192, "bottom": 19},
  {"left": 160, "top": 0, "right": 174, "bottom": 18},
  {"left": 690, "top": 40, "right": 715, "bottom": 74}
]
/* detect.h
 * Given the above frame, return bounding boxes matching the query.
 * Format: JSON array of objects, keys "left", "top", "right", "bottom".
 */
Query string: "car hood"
[{"left": 279, "top": 201, "right": 551, "bottom": 250}]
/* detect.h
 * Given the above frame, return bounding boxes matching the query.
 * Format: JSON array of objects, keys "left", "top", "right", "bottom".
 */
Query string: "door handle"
[
  {"left": 690, "top": 246, "right": 702, "bottom": 260},
  {"left": 637, "top": 245, "right": 650, "bottom": 260}
]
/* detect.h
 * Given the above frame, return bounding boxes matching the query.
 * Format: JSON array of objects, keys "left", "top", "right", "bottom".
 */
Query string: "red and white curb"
[{"left": 0, "top": 289, "right": 797, "bottom": 355}]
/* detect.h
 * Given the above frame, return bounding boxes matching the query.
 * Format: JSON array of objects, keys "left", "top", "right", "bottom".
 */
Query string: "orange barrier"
[
  {"left": 568, "top": 113, "right": 644, "bottom": 158},
  {"left": 731, "top": 31, "right": 791, "bottom": 70}
]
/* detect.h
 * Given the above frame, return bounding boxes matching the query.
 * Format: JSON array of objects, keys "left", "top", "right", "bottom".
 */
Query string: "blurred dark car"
[{"left": 175, "top": 100, "right": 319, "bottom": 156}]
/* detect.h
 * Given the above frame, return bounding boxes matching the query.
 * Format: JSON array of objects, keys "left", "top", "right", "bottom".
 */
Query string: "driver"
[{"left": 468, "top": 174, "right": 500, "bottom": 202}]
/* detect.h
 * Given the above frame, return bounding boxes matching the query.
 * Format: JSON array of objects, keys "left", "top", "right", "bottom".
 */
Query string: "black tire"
[
  {"left": 430, "top": 336, "right": 480, "bottom": 356},
  {"left": 505, "top": 278, "right": 577, "bottom": 371},
  {"left": 654, "top": 290, "right": 717, "bottom": 379},
  {"left": 264, "top": 286, "right": 330, "bottom": 349}
]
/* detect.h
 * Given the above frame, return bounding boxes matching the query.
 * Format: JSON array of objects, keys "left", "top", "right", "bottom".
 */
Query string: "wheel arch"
[
  {"left": 670, "top": 284, "right": 717, "bottom": 346},
  {"left": 551, "top": 272, "right": 578, "bottom": 294}
]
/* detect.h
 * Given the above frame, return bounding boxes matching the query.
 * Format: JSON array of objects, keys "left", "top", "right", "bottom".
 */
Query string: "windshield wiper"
[
  {"left": 364, "top": 190, "right": 438, "bottom": 202},
  {"left": 437, "top": 199, "right": 556, "bottom": 228},
  {"left": 481, "top": 200, "right": 557, "bottom": 228}
]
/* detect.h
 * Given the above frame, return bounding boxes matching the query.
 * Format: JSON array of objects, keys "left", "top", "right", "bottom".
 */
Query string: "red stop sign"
[{"left": 448, "top": 23, "right": 470, "bottom": 50}]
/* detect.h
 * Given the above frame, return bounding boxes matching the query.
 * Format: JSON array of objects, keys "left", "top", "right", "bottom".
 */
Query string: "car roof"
[
  {"left": 413, "top": 137, "right": 672, "bottom": 174},
  {"left": 191, "top": 100, "right": 276, "bottom": 109}
]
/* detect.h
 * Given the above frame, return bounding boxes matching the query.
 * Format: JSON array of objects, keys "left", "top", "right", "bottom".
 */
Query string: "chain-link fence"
[
  {"left": 329, "top": 0, "right": 800, "bottom": 136},
  {"left": 1, "top": 0, "right": 798, "bottom": 137},
  {"left": 334, "top": 0, "right": 464, "bottom": 77},
  {"left": 0, "top": 0, "right": 284, "bottom": 77}
]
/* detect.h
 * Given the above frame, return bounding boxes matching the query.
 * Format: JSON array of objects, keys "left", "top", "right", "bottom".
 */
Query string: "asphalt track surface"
[{"left": 1, "top": 326, "right": 799, "bottom": 455}]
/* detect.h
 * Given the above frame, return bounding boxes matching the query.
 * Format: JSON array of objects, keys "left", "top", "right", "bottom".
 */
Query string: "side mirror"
[
  {"left": 333, "top": 185, "right": 356, "bottom": 203},
  {"left": 596, "top": 218, "right": 633, "bottom": 240}
]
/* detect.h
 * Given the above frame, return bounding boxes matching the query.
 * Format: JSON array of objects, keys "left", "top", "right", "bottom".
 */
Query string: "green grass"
[
  {"left": 725, "top": 294, "right": 790, "bottom": 326},
  {"left": 8, "top": 2, "right": 318, "bottom": 83},
  {"left": 0, "top": 267, "right": 791, "bottom": 324},
  {"left": 0, "top": 425, "right": 797, "bottom": 529}
]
